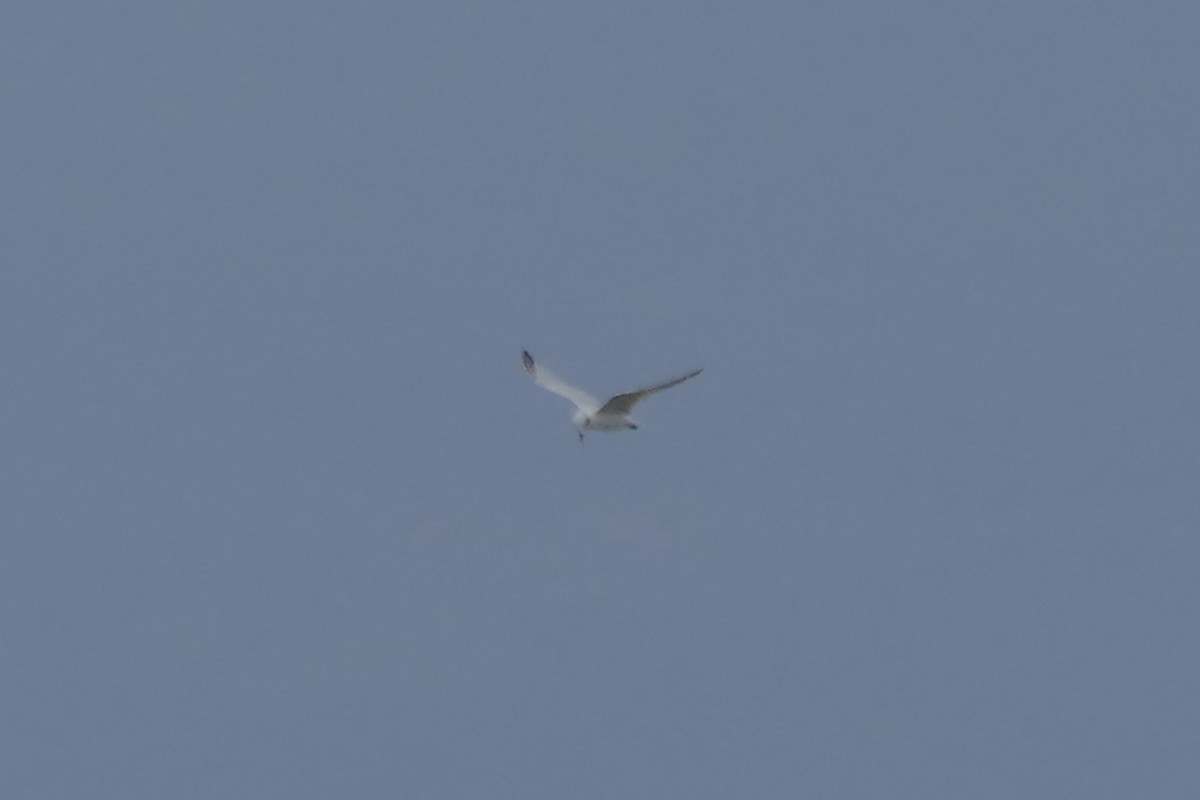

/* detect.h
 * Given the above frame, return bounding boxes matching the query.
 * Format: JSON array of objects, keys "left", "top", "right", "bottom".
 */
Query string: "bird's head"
[{"left": 572, "top": 410, "right": 591, "bottom": 432}]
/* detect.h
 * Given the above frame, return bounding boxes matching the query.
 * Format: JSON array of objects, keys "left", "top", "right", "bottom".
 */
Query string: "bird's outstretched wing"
[
  {"left": 597, "top": 367, "right": 703, "bottom": 416},
  {"left": 522, "top": 351, "right": 599, "bottom": 413}
]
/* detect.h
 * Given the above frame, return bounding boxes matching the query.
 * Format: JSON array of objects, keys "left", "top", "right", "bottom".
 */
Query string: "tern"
[{"left": 522, "top": 350, "right": 703, "bottom": 441}]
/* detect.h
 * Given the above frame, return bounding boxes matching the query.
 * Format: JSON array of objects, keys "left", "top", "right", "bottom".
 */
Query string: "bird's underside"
[{"left": 522, "top": 350, "right": 702, "bottom": 441}]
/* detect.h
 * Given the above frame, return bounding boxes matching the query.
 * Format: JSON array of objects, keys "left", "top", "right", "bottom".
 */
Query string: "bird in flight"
[{"left": 522, "top": 350, "right": 703, "bottom": 441}]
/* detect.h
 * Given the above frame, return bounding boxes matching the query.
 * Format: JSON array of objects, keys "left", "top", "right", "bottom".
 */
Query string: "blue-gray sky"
[{"left": 3, "top": 2, "right": 1198, "bottom": 797}]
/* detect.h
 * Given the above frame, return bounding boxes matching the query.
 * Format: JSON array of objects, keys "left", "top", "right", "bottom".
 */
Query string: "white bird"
[{"left": 522, "top": 350, "right": 703, "bottom": 441}]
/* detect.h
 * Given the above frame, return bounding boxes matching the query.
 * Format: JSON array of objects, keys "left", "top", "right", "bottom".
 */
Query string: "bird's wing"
[
  {"left": 522, "top": 351, "right": 599, "bottom": 413},
  {"left": 597, "top": 367, "right": 703, "bottom": 416}
]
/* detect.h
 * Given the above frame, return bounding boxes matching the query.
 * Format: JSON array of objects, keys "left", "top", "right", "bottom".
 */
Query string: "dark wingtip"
[{"left": 522, "top": 350, "right": 535, "bottom": 373}]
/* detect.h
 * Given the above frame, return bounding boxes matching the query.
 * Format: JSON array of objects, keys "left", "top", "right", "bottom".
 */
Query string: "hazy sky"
[{"left": 3, "top": 2, "right": 1198, "bottom": 797}]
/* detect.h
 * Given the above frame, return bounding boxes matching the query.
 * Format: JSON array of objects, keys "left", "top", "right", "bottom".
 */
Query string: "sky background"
[{"left": 3, "top": 1, "right": 1199, "bottom": 797}]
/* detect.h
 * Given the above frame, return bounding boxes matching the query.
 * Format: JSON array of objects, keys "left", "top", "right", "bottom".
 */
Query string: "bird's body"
[{"left": 521, "top": 350, "right": 702, "bottom": 441}]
